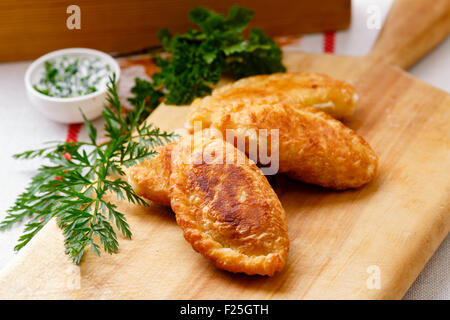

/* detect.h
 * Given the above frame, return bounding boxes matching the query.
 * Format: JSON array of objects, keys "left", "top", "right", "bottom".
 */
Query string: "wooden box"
[{"left": 0, "top": 0, "right": 351, "bottom": 62}]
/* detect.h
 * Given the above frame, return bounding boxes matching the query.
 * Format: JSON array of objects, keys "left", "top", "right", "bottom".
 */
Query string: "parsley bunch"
[
  {"left": 130, "top": 5, "right": 286, "bottom": 107},
  {"left": 0, "top": 75, "right": 176, "bottom": 263}
]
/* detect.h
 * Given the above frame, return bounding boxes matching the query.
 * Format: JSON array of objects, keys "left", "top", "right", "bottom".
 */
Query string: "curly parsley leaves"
[{"left": 129, "top": 5, "right": 285, "bottom": 107}]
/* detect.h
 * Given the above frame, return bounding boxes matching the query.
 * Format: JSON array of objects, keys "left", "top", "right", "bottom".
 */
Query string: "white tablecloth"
[{"left": 0, "top": 0, "right": 448, "bottom": 299}]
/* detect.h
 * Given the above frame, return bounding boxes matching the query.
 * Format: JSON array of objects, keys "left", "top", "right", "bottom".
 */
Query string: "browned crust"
[
  {"left": 190, "top": 100, "right": 378, "bottom": 189},
  {"left": 169, "top": 132, "right": 289, "bottom": 276}
]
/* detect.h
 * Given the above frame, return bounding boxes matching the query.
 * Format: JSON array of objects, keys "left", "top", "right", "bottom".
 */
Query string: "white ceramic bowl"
[{"left": 24, "top": 48, "right": 120, "bottom": 123}]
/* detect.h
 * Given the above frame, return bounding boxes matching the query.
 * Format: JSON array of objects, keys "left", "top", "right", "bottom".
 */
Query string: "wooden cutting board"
[{"left": 0, "top": 0, "right": 449, "bottom": 299}]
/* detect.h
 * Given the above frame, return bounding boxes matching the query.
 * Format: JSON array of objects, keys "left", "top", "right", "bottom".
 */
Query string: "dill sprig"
[{"left": 0, "top": 75, "right": 176, "bottom": 264}]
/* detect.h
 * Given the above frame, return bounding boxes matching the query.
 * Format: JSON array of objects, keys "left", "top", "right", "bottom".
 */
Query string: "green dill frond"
[{"left": 1, "top": 75, "right": 175, "bottom": 264}]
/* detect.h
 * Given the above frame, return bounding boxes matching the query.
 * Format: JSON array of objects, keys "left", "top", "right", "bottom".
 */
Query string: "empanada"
[
  {"left": 169, "top": 130, "right": 289, "bottom": 275},
  {"left": 189, "top": 72, "right": 358, "bottom": 122},
  {"left": 187, "top": 101, "right": 377, "bottom": 189},
  {"left": 128, "top": 143, "right": 174, "bottom": 206}
]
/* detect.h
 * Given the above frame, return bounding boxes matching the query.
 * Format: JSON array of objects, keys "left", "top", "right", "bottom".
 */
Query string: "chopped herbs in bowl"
[
  {"left": 24, "top": 48, "right": 120, "bottom": 123},
  {"left": 33, "top": 55, "right": 112, "bottom": 98}
]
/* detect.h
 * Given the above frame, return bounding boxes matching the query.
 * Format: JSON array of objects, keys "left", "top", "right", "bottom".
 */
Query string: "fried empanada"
[
  {"left": 128, "top": 143, "right": 174, "bottom": 206},
  {"left": 169, "top": 130, "right": 289, "bottom": 275},
  {"left": 128, "top": 129, "right": 190, "bottom": 206},
  {"left": 189, "top": 72, "right": 358, "bottom": 123},
  {"left": 188, "top": 101, "right": 377, "bottom": 189}
]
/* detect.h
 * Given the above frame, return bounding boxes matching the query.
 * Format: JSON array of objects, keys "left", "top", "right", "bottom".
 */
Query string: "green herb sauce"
[{"left": 33, "top": 55, "right": 112, "bottom": 98}]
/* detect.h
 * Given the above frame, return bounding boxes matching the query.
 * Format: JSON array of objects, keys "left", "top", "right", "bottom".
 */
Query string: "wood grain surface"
[
  {"left": 367, "top": 0, "right": 450, "bottom": 69},
  {"left": 0, "top": 51, "right": 448, "bottom": 299},
  {"left": 0, "top": 0, "right": 350, "bottom": 62}
]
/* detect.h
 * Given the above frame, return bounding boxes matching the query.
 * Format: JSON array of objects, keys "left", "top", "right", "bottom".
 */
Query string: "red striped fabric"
[
  {"left": 323, "top": 31, "right": 336, "bottom": 53},
  {"left": 65, "top": 123, "right": 81, "bottom": 143},
  {"left": 55, "top": 123, "right": 80, "bottom": 185}
]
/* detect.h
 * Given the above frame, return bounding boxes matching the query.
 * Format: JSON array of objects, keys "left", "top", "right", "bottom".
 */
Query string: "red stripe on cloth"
[
  {"left": 65, "top": 123, "right": 81, "bottom": 142},
  {"left": 323, "top": 31, "right": 336, "bottom": 53},
  {"left": 55, "top": 123, "right": 81, "bottom": 181}
]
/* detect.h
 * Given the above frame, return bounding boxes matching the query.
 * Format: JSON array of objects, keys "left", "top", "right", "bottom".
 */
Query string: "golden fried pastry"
[
  {"left": 188, "top": 101, "right": 377, "bottom": 189},
  {"left": 128, "top": 128, "right": 189, "bottom": 205},
  {"left": 128, "top": 143, "right": 173, "bottom": 206},
  {"left": 169, "top": 130, "right": 289, "bottom": 276},
  {"left": 188, "top": 72, "right": 358, "bottom": 124}
]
